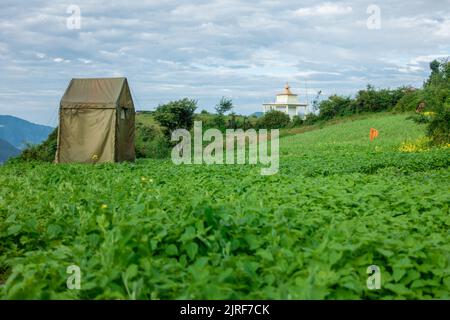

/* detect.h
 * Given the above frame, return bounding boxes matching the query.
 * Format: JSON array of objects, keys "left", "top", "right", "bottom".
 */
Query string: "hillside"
[
  {"left": 0, "top": 115, "right": 54, "bottom": 149},
  {"left": 0, "top": 113, "right": 449, "bottom": 299},
  {"left": 0, "top": 138, "right": 20, "bottom": 164}
]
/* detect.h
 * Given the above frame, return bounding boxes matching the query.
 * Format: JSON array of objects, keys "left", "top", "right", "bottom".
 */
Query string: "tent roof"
[{"left": 60, "top": 77, "right": 133, "bottom": 109}]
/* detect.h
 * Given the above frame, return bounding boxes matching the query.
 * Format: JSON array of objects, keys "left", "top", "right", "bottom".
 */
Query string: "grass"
[
  {"left": 0, "top": 113, "right": 449, "bottom": 299},
  {"left": 136, "top": 112, "right": 159, "bottom": 127}
]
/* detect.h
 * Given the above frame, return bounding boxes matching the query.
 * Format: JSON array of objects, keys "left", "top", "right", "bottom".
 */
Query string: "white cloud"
[
  {"left": 435, "top": 19, "right": 450, "bottom": 38},
  {"left": 0, "top": 0, "right": 449, "bottom": 124},
  {"left": 410, "top": 54, "right": 449, "bottom": 65},
  {"left": 77, "top": 58, "right": 92, "bottom": 64},
  {"left": 294, "top": 3, "right": 353, "bottom": 17}
]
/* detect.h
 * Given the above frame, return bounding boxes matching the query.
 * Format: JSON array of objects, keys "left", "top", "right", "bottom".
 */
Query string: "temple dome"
[{"left": 277, "top": 83, "right": 297, "bottom": 96}]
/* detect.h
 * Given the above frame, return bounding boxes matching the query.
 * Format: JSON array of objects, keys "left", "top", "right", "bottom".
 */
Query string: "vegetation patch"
[{"left": 1, "top": 114, "right": 449, "bottom": 299}]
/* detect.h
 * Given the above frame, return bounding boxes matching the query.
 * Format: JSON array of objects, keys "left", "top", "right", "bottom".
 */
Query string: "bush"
[
  {"left": 154, "top": 98, "right": 197, "bottom": 137},
  {"left": 394, "top": 89, "right": 424, "bottom": 112},
  {"left": 318, "top": 95, "right": 353, "bottom": 120},
  {"left": 290, "top": 115, "right": 304, "bottom": 127},
  {"left": 257, "top": 110, "right": 291, "bottom": 129},
  {"left": 406, "top": 113, "right": 431, "bottom": 124},
  {"left": 426, "top": 105, "right": 450, "bottom": 146},
  {"left": 352, "top": 85, "right": 407, "bottom": 113},
  {"left": 12, "top": 128, "right": 58, "bottom": 163},
  {"left": 135, "top": 122, "right": 171, "bottom": 159},
  {"left": 303, "top": 113, "right": 319, "bottom": 125}
]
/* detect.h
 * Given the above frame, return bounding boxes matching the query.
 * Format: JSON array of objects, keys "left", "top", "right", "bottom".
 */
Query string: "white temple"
[{"left": 262, "top": 83, "right": 307, "bottom": 119}]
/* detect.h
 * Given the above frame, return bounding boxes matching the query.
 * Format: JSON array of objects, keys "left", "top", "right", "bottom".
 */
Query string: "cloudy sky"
[{"left": 0, "top": 0, "right": 449, "bottom": 125}]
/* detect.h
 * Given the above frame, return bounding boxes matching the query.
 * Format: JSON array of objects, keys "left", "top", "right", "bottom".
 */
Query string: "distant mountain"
[
  {"left": 0, "top": 138, "right": 20, "bottom": 164},
  {"left": 250, "top": 112, "right": 264, "bottom": 118},
  {"left": 0, "top": 115, "right": 54, "bottom": 149}
]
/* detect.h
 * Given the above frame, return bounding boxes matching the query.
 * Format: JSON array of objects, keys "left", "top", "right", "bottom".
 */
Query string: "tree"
[
  {"left": 154, "top": 98, "right": 197, "bottom": 137},
  {"left": 227, "top": 112, "right": 238, "bottom": 129},
  {"left": 318, "top": 95, "right": 353, "bottom": 120},
  {"left": 258, "top": 110, "right": 290, "bottom": 129},
  {"left": 215, "top": 97, "right": 234, "bottom": 115},
  {"left": 312, "top": 90, "right": 322, "bottom": 112}
]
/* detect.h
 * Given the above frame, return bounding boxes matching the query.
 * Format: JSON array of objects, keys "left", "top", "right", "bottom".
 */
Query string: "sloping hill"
[
  {"left": 0, "top": 113, "right": 449, "bottom": 299},
  {"left": 0, "top": 115, "right": 54, "bottom": 149},
  {"left": 0, "top": 138, "right": 20, "bottom": 163}
]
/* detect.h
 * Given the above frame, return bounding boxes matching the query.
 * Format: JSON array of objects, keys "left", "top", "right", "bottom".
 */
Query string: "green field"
[{"left": 1, "top": 113, "right": 449, "bottom": 299}]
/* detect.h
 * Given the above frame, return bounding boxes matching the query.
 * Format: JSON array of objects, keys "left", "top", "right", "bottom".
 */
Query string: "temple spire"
[{"left": 283, "top": 82, "right": 293, "bottom": 95}]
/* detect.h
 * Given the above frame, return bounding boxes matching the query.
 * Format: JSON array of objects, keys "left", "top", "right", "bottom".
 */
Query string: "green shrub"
[
  {"left": 257, "top": 110, "right": 290, "bottom": 129},
  {"left": 290, "top": 115, "right": 304, "bottom": 127},
  {"left": 135, "top": 122, "right": 171, "bottom": 159},
  {"left": 318, "top": 95, "right": 353, "bottom": 120},
  {"left": 303, "top": 113, "right": 319, "bottom": 125},
  {"left": 12, "top": 128, "right": 57, "bottom": 163},
  {"left": 406, "top": 113, "right": 431, "bottom": 124},
  {"left": 427, "top": 105, "right": 450, "bottom": 146},
  {"left": 154, "top": 98, "right": 198, "bottom": 138},
  {"left": 394, "top": 89, "right": 424, "bottom": 112}
]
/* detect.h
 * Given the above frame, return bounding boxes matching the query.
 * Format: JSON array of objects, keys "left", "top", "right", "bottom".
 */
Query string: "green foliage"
[
  {"left": 393, "top": 89, "right": 424, "bottom": 112},
  {"left": 227, "top": 112, "right": 238, "bottom": 129},
  {"left": 318, "top": 95, "right": 354, "bottom": 120},
  {"left": 353, "top": 85, "right": 405, "bottom": 113},
  {"left": 215, "top": 97, "right": 234, "bottom": 115},
  {"left": 257, "top": 110, "right": 291, "bottom": 129},
  {"left": 154, "top": 98, "right": 198, "bottom": 137},
  {"left": 212, "top": 114, "right": 226, "bottom": 130},
  {"left": 427, "top": 105, "right": 450, "bottom": 146},
  {"left": 317, "top": 86, "right": 410, "bottom": 121},
  {"left": 406, "top": 113, "right": 431, "bottom": 125},
  {"left": 422, "top": 59, "right": 450, "bottom": 145},
  {"left": 303, "top": 113, "right": 320, "bottom": 126},
  {"left": 313, "top": 58, "right": 449, "bottom": 148},
  {"left": 134, "top": 123, "right": 171, "bottom": 159},
  {"left": 1, "top": 114, "right": 449, "bottom": 299},
  {"left": 12, "top": 128, "right": 58, "bottom": 163},
  {"left": 393, "top": 59, "right": 450, "bottom": 114},
  {"left": 290, "top": 115, "right": 304, "bottom": 127}
]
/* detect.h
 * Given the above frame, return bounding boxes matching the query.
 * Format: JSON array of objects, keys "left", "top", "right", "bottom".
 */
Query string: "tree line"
[{"left": 11, "top": 58, "right": 449, "bottom": 162}]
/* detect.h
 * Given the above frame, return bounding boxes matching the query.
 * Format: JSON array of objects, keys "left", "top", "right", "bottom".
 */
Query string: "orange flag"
[{"left": 370, "top": 128, "right": 379, "bottom": 141}]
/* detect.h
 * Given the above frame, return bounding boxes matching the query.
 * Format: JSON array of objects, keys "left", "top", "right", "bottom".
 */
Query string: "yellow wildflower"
[
  {"left": 101, "top": 204, "right": 107, "bottom": 209},
  {"left": 399, "top": 137, "right": 430, "bottom": 153}
]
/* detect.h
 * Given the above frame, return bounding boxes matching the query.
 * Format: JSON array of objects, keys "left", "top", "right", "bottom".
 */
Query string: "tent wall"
[
  {"left": 57, "top": 108, "right": 116, "bottom": 163},
  {"left": 115, "top": 108, "right": 135, "bottom": 162},
  {"left": 115, "top": 79, "right": 136, "bottom": 161}
]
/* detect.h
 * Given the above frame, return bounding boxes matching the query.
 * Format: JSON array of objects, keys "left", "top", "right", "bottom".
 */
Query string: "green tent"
[{"left": 56, "top": 77, "right": 135, "bottom": 163}]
